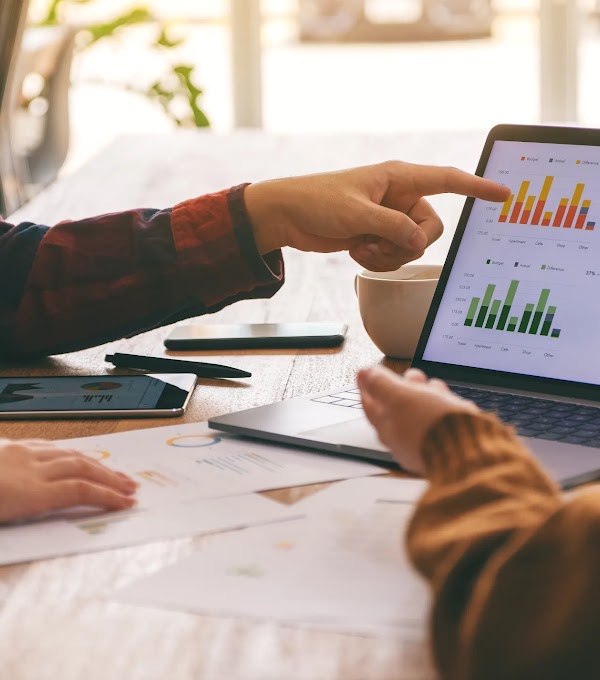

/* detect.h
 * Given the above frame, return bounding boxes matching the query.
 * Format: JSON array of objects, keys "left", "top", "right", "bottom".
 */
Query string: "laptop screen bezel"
[{"left": 412, "top": 124, "right": 600, "bottom": 403}]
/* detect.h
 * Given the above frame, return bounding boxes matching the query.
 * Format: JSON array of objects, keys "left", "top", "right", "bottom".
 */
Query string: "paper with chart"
[
  {"left": 293, "top": 476, "right": 428, "bottom": 513},
  {"left": 0, "top": 422, "right": 384, "bottom": 565},
  {"left": 115, "top": 477, "right": 432, "bottom": 639},
  {"left": 0, "top": 494, "right": 301, "bottom": 566},
  {"left": 59, "top": 421, "right": 385, "bottom": 510}
]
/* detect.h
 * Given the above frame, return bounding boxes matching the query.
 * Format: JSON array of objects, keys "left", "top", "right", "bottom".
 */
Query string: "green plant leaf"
[
  {"left": 40, "top": 0, "right": 62, "bottom": 25},
  {"left": 36, "top": 1, "right": 210, "bottom": 129},
  {"left": 173, "top": 64, "right": 210, "bottom": 128},
  {"left": 40, "top": 0, "right": 100, "bottom": 26},
  {"left": 83, "top": 8, "right": 154, "bottom": 45},
  {"left": 156, "top": 28, "right": 183, "bottom": 49}
]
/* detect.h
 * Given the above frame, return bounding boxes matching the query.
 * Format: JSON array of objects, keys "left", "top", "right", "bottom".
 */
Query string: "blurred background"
[{"left": 4, "top": 0, "right": 600, "bottom": 212}]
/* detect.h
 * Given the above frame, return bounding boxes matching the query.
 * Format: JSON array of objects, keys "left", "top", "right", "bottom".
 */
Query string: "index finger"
[{"left": 397, "top": 163, "right": 511, "bottom": 202}]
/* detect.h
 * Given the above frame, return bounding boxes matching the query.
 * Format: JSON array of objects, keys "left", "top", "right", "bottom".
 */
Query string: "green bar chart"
[
  {"left": 464, "top": 298, "right": 481, "bottom": 327},
  {"left": 485, "top": 300, "right": 502, "bottom": 328},
  {"left": 507, "top": 316, "right": 519, "bottom": 332},
  {"left": 518, "top": 303, "right": 534, "bottom": 333},
  {"left": 475, "top": 284, "right": 496, "bottom": 327},
  {"left": 496, "top": 280, "right": 520, "bottom": 331},
  {"left": 464, "top": 280, "right": 561, "bottom": 338},
  {"left": 528, "top": 288, "right": 550, "bottom": 334}
]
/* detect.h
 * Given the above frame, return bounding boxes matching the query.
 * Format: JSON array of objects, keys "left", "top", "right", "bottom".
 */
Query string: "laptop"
[{"left": 210, "top": 124, "right": 600, "bottom": 489}]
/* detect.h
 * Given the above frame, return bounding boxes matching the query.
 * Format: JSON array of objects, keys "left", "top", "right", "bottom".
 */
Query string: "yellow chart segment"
[
  {"left": 84, "top": 449, "right": 111, "bottom": 461},
  {"left": 274, "top": 541, "right": 296, "bottom": 551},
  {"left": 137, "top": 470, "right": 179, "bottom": 487}
]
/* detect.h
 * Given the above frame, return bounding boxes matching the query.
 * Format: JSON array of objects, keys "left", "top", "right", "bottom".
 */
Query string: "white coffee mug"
[{"left": 355, "top": 264, "right": 443, "bottom": 359}]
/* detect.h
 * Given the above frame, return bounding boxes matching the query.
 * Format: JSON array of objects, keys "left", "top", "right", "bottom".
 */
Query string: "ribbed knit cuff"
[{"left": 423, "top": 412, "right": 559, "bottom": 491}]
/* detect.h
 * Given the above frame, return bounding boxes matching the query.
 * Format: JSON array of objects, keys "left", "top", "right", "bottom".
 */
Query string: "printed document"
[{"left": 115, "top": 477, "right": 431, "bottom": 637}]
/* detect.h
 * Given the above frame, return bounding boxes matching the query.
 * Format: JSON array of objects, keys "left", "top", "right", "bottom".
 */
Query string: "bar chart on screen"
[
  {"left": 498, "top": 175, "right": 597, "bottom": 231},
  {"left": 422, "top": 139, "right": 600, "bottom": 384},
  {"left": 464, "top": 279, "right": 561, "bottom": 338}
]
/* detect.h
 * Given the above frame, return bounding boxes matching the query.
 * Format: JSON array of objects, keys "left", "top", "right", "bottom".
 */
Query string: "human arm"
[
  {"left": 358, "top": 367, "right": 600, "bottom": 680},
  {"left": 0, "top": 185, "right": 283, "bottom": 357},
  {"left": 0, "top": 439, "right": 137, "bottom": 523},
  {"left": 245, "top": 161, "right": 510, "bottom": 271},
  {"left": 1, "top": 163, "right": 508, "bottom": 357}
]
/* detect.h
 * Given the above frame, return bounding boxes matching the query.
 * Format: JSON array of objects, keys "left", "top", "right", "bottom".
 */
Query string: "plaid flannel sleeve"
[{"left": 0, "top": 184, "right": 284, "bottom": 357}]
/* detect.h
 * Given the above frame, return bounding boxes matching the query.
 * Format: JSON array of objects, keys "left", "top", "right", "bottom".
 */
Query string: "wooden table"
[{"left": 0, "top": 130, "right": 485, "bottom": 680}]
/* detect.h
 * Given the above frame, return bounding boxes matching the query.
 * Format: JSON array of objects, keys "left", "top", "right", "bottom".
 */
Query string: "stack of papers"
[
  {"left": 61, "top": 421, "right": 385, "bottom": 506},
  {"left": 0, "top": 422, "right": 385, "bottom": 566},
  {"left": 115, "top": 477, "right": 432, "bottom": 638},
  {"left": 0, "top": 494, "right": 300, "bottom": 566}
]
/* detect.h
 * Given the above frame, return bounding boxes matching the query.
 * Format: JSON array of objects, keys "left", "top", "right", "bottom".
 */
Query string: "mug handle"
[{"left": 354, "top": 274, "right": 358, "bottom": 296}]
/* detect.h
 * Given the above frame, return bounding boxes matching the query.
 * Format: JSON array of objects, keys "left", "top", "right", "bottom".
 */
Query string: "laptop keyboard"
[
  {"left": 312, "top": 386, "right": 600, "bottom": 448},
  {"left": 448, "top": 386, "right": 600, "bottom": 447},
  {"left": 311, "top": 388, "right": 363, "bottom": 409}
]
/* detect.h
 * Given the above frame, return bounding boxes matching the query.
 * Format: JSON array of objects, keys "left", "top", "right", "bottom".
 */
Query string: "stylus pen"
[{"left": 105, "top": 353, "right": 251, "bottom": 379}]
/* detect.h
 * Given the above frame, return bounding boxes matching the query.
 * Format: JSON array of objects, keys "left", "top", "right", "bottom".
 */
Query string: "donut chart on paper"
[{"left": 166, "top": 434, "right": 222, "bottom": 448}]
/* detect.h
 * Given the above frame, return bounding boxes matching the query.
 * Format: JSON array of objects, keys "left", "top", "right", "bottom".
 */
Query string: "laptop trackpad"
[{"left": 301, "top": 416, "right": 388, "bottom": 453}]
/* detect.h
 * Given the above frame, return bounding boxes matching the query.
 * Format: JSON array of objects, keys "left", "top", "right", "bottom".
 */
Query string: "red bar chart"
[{"left": 499, "top": 176, "right": 596, "bottom": 231}]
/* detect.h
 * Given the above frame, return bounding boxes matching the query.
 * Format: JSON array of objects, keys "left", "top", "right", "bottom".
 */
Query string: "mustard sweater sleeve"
[{"left": 406, "top": 412, "right": 600, "bottom": 680}]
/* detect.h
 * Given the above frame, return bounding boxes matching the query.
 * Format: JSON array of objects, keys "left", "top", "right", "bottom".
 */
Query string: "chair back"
[{"left": 0, "top": 0, "right": 29, "bottom": 215}]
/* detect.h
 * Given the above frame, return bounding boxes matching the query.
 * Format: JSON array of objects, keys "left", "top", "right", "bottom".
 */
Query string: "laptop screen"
[{"left": 421, "top": 139, "right": 600, "bottom": 386}]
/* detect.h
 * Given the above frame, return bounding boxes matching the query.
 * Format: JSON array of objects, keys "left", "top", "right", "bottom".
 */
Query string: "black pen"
[{"left": 105, "top": 353, "right": 251, "bottom": 379}]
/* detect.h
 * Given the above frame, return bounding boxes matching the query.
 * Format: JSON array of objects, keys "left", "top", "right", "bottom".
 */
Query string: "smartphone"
[
  {"left": 0, "top": 374, "right": 197, "bottom": 420},
  {"left": 164, "top": 323, "right": 348, "bottom": 350}
]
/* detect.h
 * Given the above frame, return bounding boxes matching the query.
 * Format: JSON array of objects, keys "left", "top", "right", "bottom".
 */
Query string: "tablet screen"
[
  {"left": 422, "top": 139, "right": 600, "bottom": 385},
  {"left": 0, "top": 376, "right": 177, "bottom": 412}
]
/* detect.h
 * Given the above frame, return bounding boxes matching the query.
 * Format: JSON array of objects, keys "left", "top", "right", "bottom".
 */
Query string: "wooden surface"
[{"left": 0, "top": 130, "right": 486, "bottom": 680}]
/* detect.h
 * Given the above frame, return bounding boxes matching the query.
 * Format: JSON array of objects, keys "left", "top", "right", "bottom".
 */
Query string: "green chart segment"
[{"left": 464, "top": 280, "right": 561, "bottom": 338}]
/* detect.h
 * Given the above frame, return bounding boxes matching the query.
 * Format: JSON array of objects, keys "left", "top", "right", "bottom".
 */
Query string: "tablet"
[{"left": 0, "top": 374, "right": 197, "bottom": 419}]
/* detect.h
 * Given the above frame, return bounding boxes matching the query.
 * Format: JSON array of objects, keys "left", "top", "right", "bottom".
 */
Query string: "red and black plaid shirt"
[{"left": 0, "top": 184, "right": 284, "bottom": 357}]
